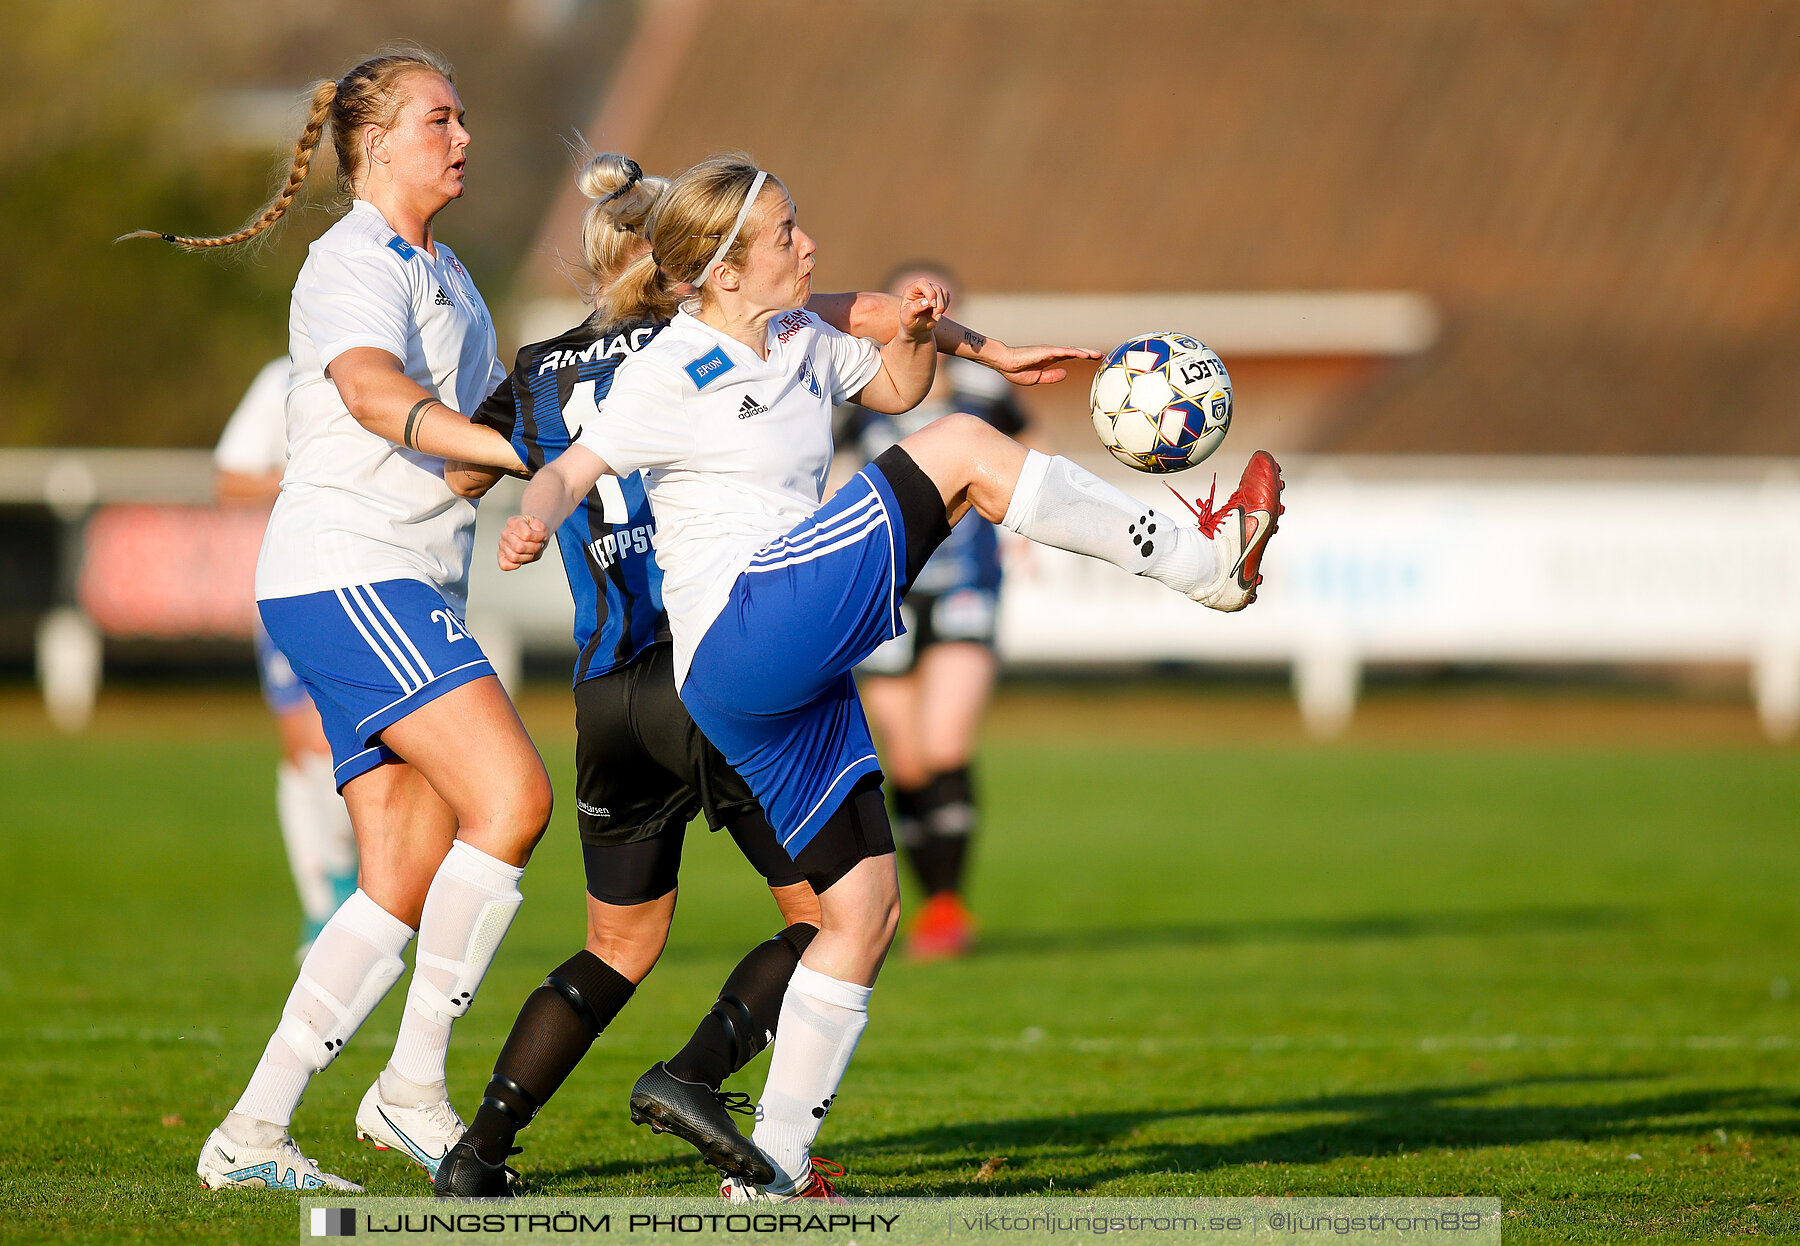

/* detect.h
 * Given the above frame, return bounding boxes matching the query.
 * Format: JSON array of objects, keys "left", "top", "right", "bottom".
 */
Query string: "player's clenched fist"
[
  {"left": 899, "top": 278, "right": 949, "bottom": 342},
  {"left": 499, "top": 514, "right": 549, "bottom": 570}
]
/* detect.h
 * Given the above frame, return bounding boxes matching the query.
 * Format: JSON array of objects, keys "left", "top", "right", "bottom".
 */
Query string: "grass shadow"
[
  {"left": 845, "top": 1075, "right": 1800, "bottom": 1192},
  {"left": 645, "top": 906, "right": 1642, "bottom": 967},
  {"left": 974, "top": 905, "right": 1640, "bottom": 958}
]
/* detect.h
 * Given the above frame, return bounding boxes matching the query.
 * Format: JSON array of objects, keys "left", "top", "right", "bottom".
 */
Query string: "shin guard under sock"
[
  {"left": 462, "top": 950, "right": 635, "bottom": 1165},
  {"left": 230, "top": 890, "right": 414, "bottom": 1132},
  {"left": 666, "top": 923, "right": 820, "bottom": 1090},
  {"left": 390, "top": 841, "right": 525, "bottom": 1093},
  {"left": 751, "top": 964, "right": 871, "bottom": 1188}
]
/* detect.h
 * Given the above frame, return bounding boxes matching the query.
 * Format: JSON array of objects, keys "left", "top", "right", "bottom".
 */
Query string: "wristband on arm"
[{"left": 404, "top": 397, "right": 440, "bottom": 451}]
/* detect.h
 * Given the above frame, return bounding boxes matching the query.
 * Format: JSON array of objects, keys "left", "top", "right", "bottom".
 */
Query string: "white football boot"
[
  {"left": 355, "top": 1076, "right": 465, "bottom": 1180},
  {"left": 196, "top": 1125, "right": 362, "bottom": 1191},
  {"left": 721, "top": 1157, "right": 848, "bottom": 1203},
  {"left": 1172, "top": 449, "right": 1285, "bottom": 612}
]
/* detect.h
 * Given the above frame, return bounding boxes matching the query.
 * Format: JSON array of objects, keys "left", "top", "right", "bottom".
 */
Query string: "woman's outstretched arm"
[
  {"left": 328, "top": 347, "right": 526, "bottom": 471},
  {"left": 498, "top": 444, "right": 612, "bottom": 569},
  {"left": 808, "top": 291, "right": 1100, "bottom": 385}
]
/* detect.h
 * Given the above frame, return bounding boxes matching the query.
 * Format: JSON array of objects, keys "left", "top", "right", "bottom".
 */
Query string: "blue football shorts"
[
  {"left": 682, "top": 447, "right": 950, "bottom": 855},
  {"left": 258, "top": 578, "right": 496, "bottom": 788}
]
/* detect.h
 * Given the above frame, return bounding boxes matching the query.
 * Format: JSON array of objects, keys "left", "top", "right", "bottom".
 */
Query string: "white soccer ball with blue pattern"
[{"left": 1089, "top": 332, "right": 1232, "bottom": 473}]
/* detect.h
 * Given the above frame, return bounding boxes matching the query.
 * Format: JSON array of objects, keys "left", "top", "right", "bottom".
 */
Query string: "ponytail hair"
[
  {"left": 576, "top": 152, "right": 669, "bottom": 303},
  {"left": 601, "top": 154, "right": 779, "bottom": 326},
  {"left": 119, "top": 47, "right": 454, "bottom": 253}
]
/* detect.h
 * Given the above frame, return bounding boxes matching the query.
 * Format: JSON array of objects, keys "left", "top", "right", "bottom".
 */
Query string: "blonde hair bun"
[
  {"left": 579, "top": 154, "right": 668, "bottom": 230},
  {"left": 576, "top": 153, "right": 670, "bottom": 304}
]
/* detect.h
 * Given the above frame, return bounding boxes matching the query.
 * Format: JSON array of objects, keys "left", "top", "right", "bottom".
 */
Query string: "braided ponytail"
[
  {"left": 120, "top": 47, "right": 453, "bottom": 253},
  {"left": 118, "top": 80, "right": 336, "bottom": 251}
]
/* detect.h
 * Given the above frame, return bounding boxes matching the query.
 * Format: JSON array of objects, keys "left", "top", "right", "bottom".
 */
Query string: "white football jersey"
[
  {"left": 255, "top": 200, "right": 506, "bottom": 615},
  {"left": 213, "top": 356, "right": 291, "bottom": 475},
  {"left": 575, "top": 307, "right": 882, "bottom": 683}
]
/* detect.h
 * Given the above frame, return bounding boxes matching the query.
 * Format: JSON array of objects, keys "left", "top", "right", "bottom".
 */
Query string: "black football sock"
[
  {"left": 893, "top": 782, "right": 945, "bottom": 894},
  {"left": 462, "top": 950, "right": 635, "bottom": 1165},
  {"left": 907, "top": 835, "right": 955, "bottom": 896},
  {"left": 892, "top": 784, "right": 926, "bottom": 848},
  {"left": 921, "top": 767, "right": 978, "bottom": 895},
  {"left": 665, "top": 922, "right": 820, "bottom": 1090}
]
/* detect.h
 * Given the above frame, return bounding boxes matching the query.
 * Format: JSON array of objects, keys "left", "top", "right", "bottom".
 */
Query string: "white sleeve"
[
  {"left": 213, "top": 357, "right": 292, "bottom": 472},
  {"left": 573, "top": 360, "right": 691, "bottom": 476},
  {"left": 817, "top": 319, "right": 882, "bottom": 402},
  {"left": 299, "top": 246, "right": 415, "bottom": 371},
  {"left": 483, "top": 352, "right": 508, "bottom": 403}
]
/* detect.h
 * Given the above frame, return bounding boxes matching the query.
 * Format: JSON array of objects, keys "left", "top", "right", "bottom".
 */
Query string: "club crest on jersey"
[
  {"left": 684, "top": 346, "right": 734, "bottom": 390},
  {"left": 798, "top": 357, "right": 822, "bottom": 399}
]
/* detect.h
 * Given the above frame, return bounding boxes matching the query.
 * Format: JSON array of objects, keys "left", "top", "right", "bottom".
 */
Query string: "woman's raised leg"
[{"left": 898, "top": 414, "right": 1282, "bottom": 611}]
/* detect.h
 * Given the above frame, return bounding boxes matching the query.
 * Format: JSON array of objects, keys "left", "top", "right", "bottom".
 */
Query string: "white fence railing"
[
  {"left": 996, "top": 454, "right": 1800, "bottom": 738},
  {"left": 10, "top": 450, "right": 1799, "bottom": 738}
]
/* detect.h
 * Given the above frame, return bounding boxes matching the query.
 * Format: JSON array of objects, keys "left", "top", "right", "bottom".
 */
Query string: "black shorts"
[
  {"left": 858, "top": 587, "right": 1000, "bottom": 677},
  {"left": 790, "top": 772, "right": 895, "bottom": 895},
  {"left": 575, "top": 643, "right": 804, "bottom": 904}
]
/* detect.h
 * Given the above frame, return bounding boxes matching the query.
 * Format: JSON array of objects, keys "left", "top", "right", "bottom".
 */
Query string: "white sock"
[
  {"left": 387, "top": 841, "right": 525, "bottom": 1095},
  {"left": 303, "top": 751, "right": 358, "bottom": 901},
  {"left": 751, "top": 963, "right": 871, "bottom": 1189},
  {"left": 228, "top": 889, "right": 414, "bottom": 1133},
  {"left": 276, "top": 754, "right": 358, "bottom": 929},
  {"left": 276, "top": 761, "right": 332, "bottom": 928},
  {"left": 1001, "top": 451, "right": 1215, "bottom": 593}
]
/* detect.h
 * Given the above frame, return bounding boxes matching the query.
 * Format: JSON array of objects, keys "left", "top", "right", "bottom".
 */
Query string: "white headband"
[{"left": 694, "top": 170, "right": 768, "bottom": 290}]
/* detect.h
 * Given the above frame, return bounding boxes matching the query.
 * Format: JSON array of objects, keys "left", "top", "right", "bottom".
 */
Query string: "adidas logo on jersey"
[
  {"left": 434, "top": 286, "right": 452, "bottom": 306},
  {"left": 737, "top": 395, "right": 770, "bottom": 420}
]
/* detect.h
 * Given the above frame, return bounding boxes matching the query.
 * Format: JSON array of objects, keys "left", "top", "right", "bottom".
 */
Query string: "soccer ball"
[{"left": 1089, "top": 333, "right": 1232, "bottom": 473}]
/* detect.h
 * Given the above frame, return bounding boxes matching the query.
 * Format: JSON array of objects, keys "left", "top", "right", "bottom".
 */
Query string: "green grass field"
[{"left": 4, "top": 685, "right": 1799, "bottom": 1243}]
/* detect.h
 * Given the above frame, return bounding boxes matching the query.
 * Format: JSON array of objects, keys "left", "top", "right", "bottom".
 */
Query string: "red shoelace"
[
  {"left": 804, "top": 1157, "right": 846, "bottom": 1198},
  {"left": 1167, "top": 477, "right": 1243, "bottom": 538}
]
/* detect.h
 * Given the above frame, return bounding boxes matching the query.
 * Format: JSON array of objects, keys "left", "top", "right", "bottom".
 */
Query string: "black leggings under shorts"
[{"left": 575, "top": 642, "right": 804, "bottom": 905}]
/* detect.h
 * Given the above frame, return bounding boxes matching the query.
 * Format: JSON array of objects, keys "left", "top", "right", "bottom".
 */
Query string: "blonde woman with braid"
[
  {"left": 502, "top": 155, "right": 1285, "bottom": 1200},
  {"left": 128, "top": 49, "right": 550, "bottom": 1192}
]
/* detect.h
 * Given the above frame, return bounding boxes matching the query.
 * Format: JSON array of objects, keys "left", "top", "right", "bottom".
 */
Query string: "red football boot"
[
  {"left": 1171, "top": 449, "right": 1285, "bottom": 611},
  {"left": 906, "top": 892, "right": 977, "bottom": 962}
]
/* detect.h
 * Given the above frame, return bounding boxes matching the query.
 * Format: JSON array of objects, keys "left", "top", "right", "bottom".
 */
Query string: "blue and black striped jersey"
[{"left": 473, "top": 313, "right": 670, "bottom": 685}]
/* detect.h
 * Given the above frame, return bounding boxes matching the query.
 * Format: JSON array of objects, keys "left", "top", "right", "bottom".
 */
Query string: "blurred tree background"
[{"left": 0, "top": 0, "right": 631, "bottom": 447}]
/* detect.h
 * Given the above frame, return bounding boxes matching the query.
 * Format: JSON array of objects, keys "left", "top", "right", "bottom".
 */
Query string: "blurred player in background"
[
  {"left": 131, "top": 49, "right": 549, "bottom": 1193},
  {"left": 838, "top": 262, "right": 1024, "bottom": 960},
  {"left": 215, "top": 356, "right": 357, "bottom": 959}
]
